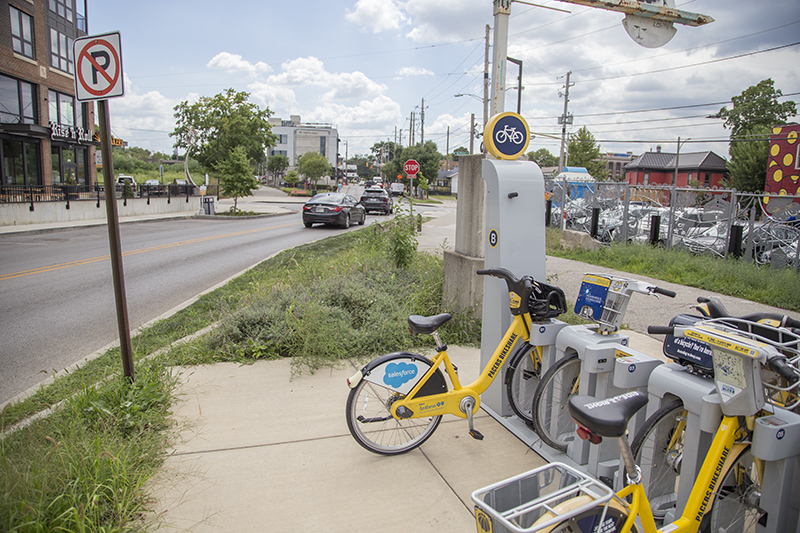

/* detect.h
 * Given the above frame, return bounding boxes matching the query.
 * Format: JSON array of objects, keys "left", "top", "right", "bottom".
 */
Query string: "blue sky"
[{"left": 86, "top": 0, "right": 799, "bottom": 162}]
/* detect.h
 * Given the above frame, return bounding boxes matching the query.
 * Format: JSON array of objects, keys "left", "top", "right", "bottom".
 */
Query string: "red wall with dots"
[{"left": 766, "top": 124, "right": 800, "bottom": 196}]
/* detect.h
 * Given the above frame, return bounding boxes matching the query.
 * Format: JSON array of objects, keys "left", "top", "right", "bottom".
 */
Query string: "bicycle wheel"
[
  {"left": 346, "top": 377, "right": 442, "bottom": 455},
  {"left": 701, "top": 446, "right": 764, "bottom": 533},
  {"left": 630, "top": 399, "right": 686, "bottom": 524},
  {"left": 532, "top": 353, "right": 581, "bottom": 452},
  {"left": 531, "top": 496, "right": 640, "bottom": 533},
  {"left": 505, "top": 345, "right": 542, "bottom": 428}
]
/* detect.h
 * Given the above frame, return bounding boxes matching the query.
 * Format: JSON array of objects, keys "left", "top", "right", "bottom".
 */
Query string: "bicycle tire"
[
  {"left": 629, "top": 399, "right": 686, "bottom": 524},
  {"left": 530, "top": 496, "right": 640, "bottom": 533},
  {"left": 505, "top": 344, "right": 543, "bottom": 428},
  {"left": 700, "top": 445, "right": 764, "bottom": 533},
  {"left": 345, "top": 360, "right": 442, "bottom": 455},
  {"left": 532, "top": 353, "right": 581, "bottom": 452}
]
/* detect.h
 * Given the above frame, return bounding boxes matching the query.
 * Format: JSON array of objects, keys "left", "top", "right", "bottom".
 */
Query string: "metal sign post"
[{"left": 74, "top": 32, "right": 134, "bottom": 380}]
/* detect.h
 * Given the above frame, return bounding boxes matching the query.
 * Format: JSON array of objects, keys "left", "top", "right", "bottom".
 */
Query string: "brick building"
[
  {"left": 1, "top": 0, "right": 95, "bottom": 187},
  {"left": 624, "top": 146, "right": 728, "bottom": 188}
]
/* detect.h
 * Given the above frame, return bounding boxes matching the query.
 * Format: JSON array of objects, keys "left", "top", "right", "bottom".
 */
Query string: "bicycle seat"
[
  {"left": 408, "top": 313, "right": 452, "bottom": 335},
  {"left": 568, "top": 392, "right": 648, "bottom": 438}
]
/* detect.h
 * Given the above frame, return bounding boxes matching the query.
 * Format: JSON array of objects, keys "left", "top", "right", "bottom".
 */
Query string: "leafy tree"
[
  {"left": 267, "top": 154, "right": 289, "bottom": 184},
  {"left": 717, "top": 79, "right": 796, "bottom": 193},
  {"left": 566, "top": 126, "right": 607, "bottom": 180},
  {"left": 285, "top": 169, "right": 301, "bottom": 186},
  {"left": 382, "top": 141, "right": 442, "bottom": 193},
  {"left": 171, "top": 88, "right": 276, "bottom": 173},
  {"left": 370, "top": 141, "right": 399, "bottom": 173},
  {"left": 527, "top": 148, "right": 559, "bottom": 168},
  {"left": 297, "top": 151, "right": 331, "bottom": 190},
  {"left": 726, "top": 125, "right": 771, "bottom": 192},
  {"left": 717, "top": 79, "right": 796, "bottom": 137},
  {"left": 218, "top": 146, "right": 259, "bottom": 213}
]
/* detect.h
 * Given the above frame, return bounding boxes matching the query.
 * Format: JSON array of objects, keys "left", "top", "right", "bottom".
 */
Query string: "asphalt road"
[{"left": 0, "top": 209, "right": 373, "bottom": 404}]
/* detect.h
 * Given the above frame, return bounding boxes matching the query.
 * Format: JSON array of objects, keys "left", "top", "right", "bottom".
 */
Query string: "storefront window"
[
  {"left": 59, "top": 93, "right": 74, "bottom": 127},
  {"left": 76, "top": 148, "right": 85, "bottom": 184},
  {"left": 26, "top": 143, "right": 41, "bottom": 185},
  {"left": 51, "top": 146, "right": 61, "bottom": 183}
]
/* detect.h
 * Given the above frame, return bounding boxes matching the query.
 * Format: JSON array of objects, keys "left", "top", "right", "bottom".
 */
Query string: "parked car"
[
  {"left": 302, "top": 192, "right": 366, "bottom": 228},
  {"left": 116, "top": 174, "right": 136, "bottom": 191},
  {"left": 143, "top": 179, "right": 165, "bottom": 196},
  {"left": 360, "top": 186, "right": 393, "bottom": 215},
  {"left": 389, "top": 182, "right": 405, "bottom": 197}
]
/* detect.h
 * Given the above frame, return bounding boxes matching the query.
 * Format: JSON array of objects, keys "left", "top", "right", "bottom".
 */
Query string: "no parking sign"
[{"left": 73, "top": 31, "right": 124, "bottom": 101}]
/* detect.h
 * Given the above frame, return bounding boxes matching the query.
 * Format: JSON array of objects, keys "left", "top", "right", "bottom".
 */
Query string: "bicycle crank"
[{"left": 460, "top": 396, "right": 484, "bottom": 440}]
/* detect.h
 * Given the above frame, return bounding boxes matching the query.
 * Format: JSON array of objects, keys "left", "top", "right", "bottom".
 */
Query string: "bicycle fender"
[{"left": 357, "top": 352, "right": 447, "bottom": 397}]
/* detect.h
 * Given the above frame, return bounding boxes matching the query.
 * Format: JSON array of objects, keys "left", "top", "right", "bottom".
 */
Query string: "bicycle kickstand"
[{"left": 460, "top": 397, "right": 484, "bottom": 440}]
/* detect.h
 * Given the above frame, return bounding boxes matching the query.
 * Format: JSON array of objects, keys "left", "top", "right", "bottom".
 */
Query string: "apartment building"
[
  {"left": 268, "top": 115, "right": 338, "bottom": 168},
  {"left": 1, "top": 0, "right": 95, "bottom": 187}
]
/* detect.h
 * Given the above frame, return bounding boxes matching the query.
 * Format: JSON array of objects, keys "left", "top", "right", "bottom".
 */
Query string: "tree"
[
  {"left": 527, "top": 148, "right": 559, "bottom": 168},
  {"left": 717, "top": 79, "right": 797, "bottom": 193},
  {"left": 297, "top": 151, "right": 331, "bottom": 191},
  {"left": 726, "top": 125, "right": 771, "bottom": 192},
  {"left": 566, "top": 127, "right": 607, "bottom": 180},
  {"left": 382, "top": 141, "right": 442, "bottom": 193},
  {"left": 370, "top": 141, "right": 399, "bottom": 173},
  {"left": 171, "top": 88, "right": 276, "bottom": 173},
  {"left": 267, "top": 154, "right": 289, "bottom": 185},
  {"left": 218, "top": 146, "right": 259, "bottom": 213},
  {"left": 716, "top": 79, "right": 796, "bottom": 137}
]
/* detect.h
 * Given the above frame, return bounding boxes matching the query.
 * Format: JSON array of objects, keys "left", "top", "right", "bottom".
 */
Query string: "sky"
[{"left": 86, "top": 0, "right": 800, "bottom": 165}]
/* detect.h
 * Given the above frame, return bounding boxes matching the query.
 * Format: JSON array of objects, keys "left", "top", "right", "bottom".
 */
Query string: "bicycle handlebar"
[
  {"left": 651, "top": 286, "right": 677, "bottom": 298},
  {"left": 696, "top": 296, "right": 800, "bottom": 329},
  {"left": 647, "top": 325, "right": 674, "bottom": 336}
]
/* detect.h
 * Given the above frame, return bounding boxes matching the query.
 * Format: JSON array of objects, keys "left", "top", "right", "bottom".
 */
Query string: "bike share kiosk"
[{"left": 479, "top": 112, "right": 556, "bottom": 419}]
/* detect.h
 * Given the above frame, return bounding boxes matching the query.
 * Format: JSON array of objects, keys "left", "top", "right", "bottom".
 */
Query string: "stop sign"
[{"left": 404, "top": 159, "right": 420, "bottom": 176}]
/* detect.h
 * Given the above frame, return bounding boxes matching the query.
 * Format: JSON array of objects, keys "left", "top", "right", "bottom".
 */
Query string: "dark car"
[
  {"left": 360, "top": 187, "right": 393, "bottom": 215},
  {"left": 302, "top": 193, "right": 366, "bottom": 228}
]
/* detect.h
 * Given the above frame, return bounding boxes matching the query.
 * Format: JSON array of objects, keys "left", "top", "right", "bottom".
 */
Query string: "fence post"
[
  {"left": 590, "top": 207, "right": 600, "bottom": 239},
  {"left": 545, "top": 199, "right": 552, "bottom": 227},
  {"left": 621, "top": 184, "right": 631, "bottom": 242}
]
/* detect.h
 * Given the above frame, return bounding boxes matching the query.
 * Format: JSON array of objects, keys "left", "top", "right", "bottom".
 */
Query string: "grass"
[
  {"left": 0, "top": 218, "right": 478, "bottom": 532},
  {"left": 545, "top": 227, "right": 800, "bottom": 312},
  {"left": 3, "top": 220, "right": 797, "bottom": 531}
]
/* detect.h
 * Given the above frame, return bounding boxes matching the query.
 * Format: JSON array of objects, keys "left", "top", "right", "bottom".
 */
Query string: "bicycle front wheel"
[
  {"left": 506, "top": 345, "right": 543, "bottom": 428},
  {"left": 346, "top": 378, "right": 441, "bottom": 455},
  {"left": 701, "top": 446, "right": 764, "bottom": 533},
  {"left": 630, "top": 399, "right": 686, "bottom": 524},
  {"left": 532, "top": 353, "right": 581, "bottom": 452}
]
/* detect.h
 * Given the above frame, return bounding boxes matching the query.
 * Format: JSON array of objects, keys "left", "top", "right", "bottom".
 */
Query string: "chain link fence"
[{"left": 545, "top": 180, "right": 800, "bottom": 270}]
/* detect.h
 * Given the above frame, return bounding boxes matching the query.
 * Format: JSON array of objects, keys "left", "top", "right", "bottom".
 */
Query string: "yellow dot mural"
[
  {"left": 771, "top": 144, "right": 781, "bottom": 157},
  {"left": 785, "top": 152, "right": 795, "bottom": 167},
  {"left": 766, "top": 124, "right": 800, "bottom": 199}
]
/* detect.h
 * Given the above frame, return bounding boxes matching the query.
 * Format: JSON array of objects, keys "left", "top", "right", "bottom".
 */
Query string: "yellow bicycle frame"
[
  {"left": 614, "top": 416, "right": 749, "bottom": 533},
  {"left": 390, "top": 311, "right": 533, "bottom": 420}
]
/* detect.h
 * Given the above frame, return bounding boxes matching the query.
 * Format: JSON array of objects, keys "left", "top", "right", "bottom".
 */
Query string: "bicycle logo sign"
[{"left": 484, "top": 112, "right": 530, "bottom": 160}]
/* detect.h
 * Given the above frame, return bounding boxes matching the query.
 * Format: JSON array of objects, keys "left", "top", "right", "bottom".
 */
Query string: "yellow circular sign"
[{"left": 483, "top": 112, "right": 531, "bottom": 160}]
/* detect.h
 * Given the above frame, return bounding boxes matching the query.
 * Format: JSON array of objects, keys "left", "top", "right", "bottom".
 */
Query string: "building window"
[
  {"left": 277, "top": 134, "right": 288, "bottom": 144},
  {"left": 49, "top": 0, "right": 73, "bottom": 22},
  {"left": 319, "top": 136, "right": 326, "bottom": 157},
  {"left": 50, "top": 28, "right": 74, "bottom": 74},
  {"left": 2, "top": 138, "right": 41, "bottom": 186},
  {"left": 10, "top": 6, "right": 35, "bottom": 59},
  {"left": 0, "top": 74, "right": 36, "bottom": 124},
  {"left": 704, "top": 173, "right": 711, "bottom": 187},
  {"left": 48, "top": 89, "right": 83, "bottom": 128},
  {"left": 270, "top": 150, "right": 287, "bottom": 157}
]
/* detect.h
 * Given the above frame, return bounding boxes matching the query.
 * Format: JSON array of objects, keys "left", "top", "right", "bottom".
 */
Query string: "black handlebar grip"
[
  {"left": 647, "top": 325, "right": 675, "bottom": 335},
  {"left": 784, "top": 316, "right": 800, "bottom": 330},
  {"left": 653, "top": 287, "right": 677, "bottom": 298},
  {"left": 697, "top": 296, "right": 710, "bottom": 303},
  {"left": 768, "top": 357, "right": 800, "bottom": 384}
]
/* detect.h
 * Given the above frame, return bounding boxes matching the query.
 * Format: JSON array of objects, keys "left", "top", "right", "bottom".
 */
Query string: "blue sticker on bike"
[{"left": 383, "top": 362, "right": 418, "bottom": 388}]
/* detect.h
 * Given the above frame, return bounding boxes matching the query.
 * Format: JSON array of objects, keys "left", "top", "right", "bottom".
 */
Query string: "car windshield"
[{"left": 309, "top": 193, "right": 345, "bottom": 203}]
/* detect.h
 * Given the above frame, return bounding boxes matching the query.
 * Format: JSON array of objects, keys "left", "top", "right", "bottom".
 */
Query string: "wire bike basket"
[{"left": 471, "top": 462, "right": 615, "bottom": 533}]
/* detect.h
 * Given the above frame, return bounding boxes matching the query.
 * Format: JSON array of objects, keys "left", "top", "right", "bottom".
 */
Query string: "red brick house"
[{"left": 624, "top": 148, "right": 728, "bottom": 188}]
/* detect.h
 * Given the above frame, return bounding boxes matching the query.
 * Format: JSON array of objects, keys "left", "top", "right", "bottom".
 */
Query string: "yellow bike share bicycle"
[
  {"left": 345, "top": 267, "right": 565, "bottom": 455},
  {"left": 472, "top": 317, "right": 800, "bottom": 533}
]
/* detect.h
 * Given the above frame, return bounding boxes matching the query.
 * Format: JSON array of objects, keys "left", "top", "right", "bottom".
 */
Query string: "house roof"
[
  {"left": 437, "top": 168, "right": 458, "bottom": 180},
  {"left": 625, "top": 150, "right": 727, "bottom": 171}
]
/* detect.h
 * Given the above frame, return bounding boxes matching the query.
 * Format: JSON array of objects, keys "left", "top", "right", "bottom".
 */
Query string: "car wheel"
[
  {"left": 341, "top": 213, "right": 351, "bottom": 229},
  {"left": 358, "top": 212, "right": 365, "bottom": 225}
]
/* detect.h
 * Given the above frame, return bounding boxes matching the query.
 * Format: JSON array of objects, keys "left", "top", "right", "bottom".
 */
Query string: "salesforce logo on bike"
[{"left": 383, "top": 362, "right": 418, "bottom": 388}]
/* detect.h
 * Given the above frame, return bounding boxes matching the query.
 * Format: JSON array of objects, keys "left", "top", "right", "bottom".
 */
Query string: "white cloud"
[
  {"left": 404, "top": 0, "right": 486, "bottom": 42},
  {"left": 396, "top": 66, "right": 434, "bottom": 77},
  {"left": 346, "top": 0, "right": 409, "bottom": 33},
  {"left": 308, "top": 95, "right": 403, "bottom": 129},
  {"left": 267, "top": 57, "right": 387, "bottom": 100},
  {"left": 246, "top": 82, "right": 297, "bottom": 109},
  {"left": 207, "top": 52, "right": 271, "bottom": 76},
  {"left": 110, "top": 76, "right": 180, "bottom": 153}
]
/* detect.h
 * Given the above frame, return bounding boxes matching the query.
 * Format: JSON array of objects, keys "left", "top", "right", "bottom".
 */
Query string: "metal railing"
[
  {"left": 1, "top": 183, "right": 213, "bottom": 210},
  {"left": 546, "top": 180, "right": 800, "bottom": 270}
]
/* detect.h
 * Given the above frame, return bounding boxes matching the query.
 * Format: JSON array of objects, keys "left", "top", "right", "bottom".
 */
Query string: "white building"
[{"left": 268, "top": 115, "right": 339, "bottom": 171}]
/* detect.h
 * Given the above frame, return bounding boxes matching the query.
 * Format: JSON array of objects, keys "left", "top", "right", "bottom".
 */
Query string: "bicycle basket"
[{"left": 528, "top": 281, "right": 567, "bottom": 321}]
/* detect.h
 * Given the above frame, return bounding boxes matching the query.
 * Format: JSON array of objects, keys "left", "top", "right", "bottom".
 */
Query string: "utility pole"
[
  {"left": 420, "top": 98, "right": 425, "bottom": 144},
  {"left": 484, "top": 24, "right": 490, "bottom": 127},
  {"left": 490, "top": 0, "right": 510, "bottom": 118},
  {"left": 410, "top": 111, "right": 415, "bottom": 146},
  {"left": 557, "top": 70, "right": 574, "bottom": 173},
  {"left": 470, "top": 113, "right": 475, "bottom": 154},
  {"left": 446, "top": 125, "right": 450, "bottom": 170}
]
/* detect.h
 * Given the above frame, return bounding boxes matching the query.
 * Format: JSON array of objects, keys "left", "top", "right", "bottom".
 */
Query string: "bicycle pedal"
[{"left": 469, "top": 429, "right": 485, "bottom": 440}]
